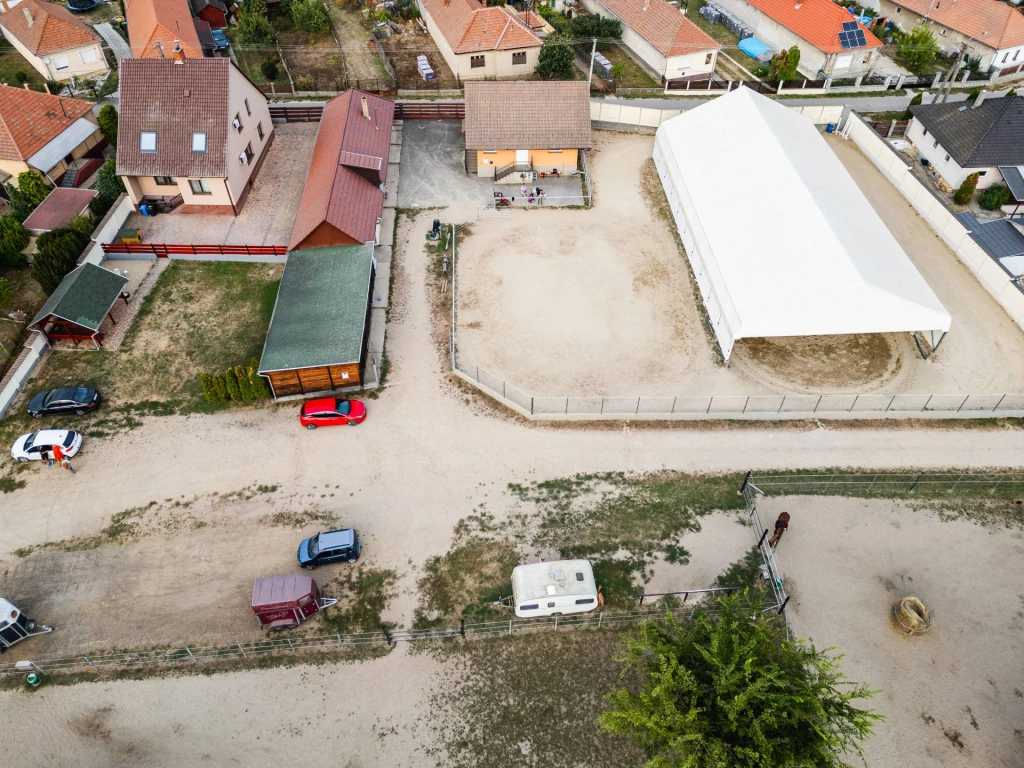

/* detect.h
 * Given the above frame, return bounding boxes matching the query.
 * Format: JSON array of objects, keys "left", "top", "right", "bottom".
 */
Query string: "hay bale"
[{"left": 892, "top": 595, "right": 933, "bottom": 635}]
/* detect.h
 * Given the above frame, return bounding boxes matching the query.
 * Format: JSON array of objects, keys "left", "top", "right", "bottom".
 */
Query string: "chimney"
[
  {"left": 154, "top": 41, "right": 164, "bottom": 58},
  {"left": 643, "top": 0, "right": 649, "bottom": 9},
  {"left": 172, "top": 39, "right": 185, "bottom": 63},
  {"left": 361, "top": 96, "right": 370, "bottom": 120},
  {"left": 22, "top": 5, "right": 31, "bottom": 26},
  {"left": 973, "top": 89, "right": 987, "bottom": 107}
]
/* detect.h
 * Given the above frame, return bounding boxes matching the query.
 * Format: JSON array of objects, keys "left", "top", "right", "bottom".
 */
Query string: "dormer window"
[
  {"left": 192, "top": 132, "right": 207, "bottom": 153},
  {"left": 139, "top": 131, "right": 157, "bottom": 153}
]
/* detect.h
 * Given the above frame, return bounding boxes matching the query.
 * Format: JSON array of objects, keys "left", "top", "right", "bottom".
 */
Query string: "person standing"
[{"left": 768, "top": 512, "right": 790, "bottom": 548}]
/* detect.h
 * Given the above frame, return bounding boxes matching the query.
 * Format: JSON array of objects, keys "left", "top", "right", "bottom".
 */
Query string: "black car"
[
  {"left": 27, "top": 387, "right": 100, "bottom": 418},
  {"left": 66, "top": 0, "right": 100, "bottom": 11}
]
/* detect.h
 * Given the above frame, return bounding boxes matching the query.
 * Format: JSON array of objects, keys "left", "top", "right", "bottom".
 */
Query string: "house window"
[
  {"left": 189, "top": 179, "right": 212, "bottom": 195},
  {"left": 944, "top": 153, "right": 950, "bottom": 162},
  {"left": 895, "top": 6, "right": 901, "bottom": 11},
  {"left": 80, "top": 49, "right": 97, "bottom": 65},
  {"left": 705, "top": 52, "right": 712, "bottom": 65},
  {"left": 483, "top": 149, "right": 496, "bottom": 153},
  {"left": 154, "top": 176, "right": 176, "bottom": 186},
  {"left": 244, "top": 97, "right": 251, "bottom": 116},
  {"left": 940, "top": 29, "right": 946, "bottom": 36},
  {"left": 512, "top": 51, "right": 526, "bottom": 65},
  {"left": 933, "top": 138, "right": 939, "bottom": 148},
  {"left": 978, "top": 170, "right": 988, "bottom": 177},
  {"left": 139, "top": 131, "right": 157, "bottom": 153},
  {"left": 257, "top": 121, "right": 264, "bottom": 140},
  {"left": 243, "top": 142, "right": 254, "bottom": 164},
  {"left": 547, "top": 149, "right": 562, "bottom": 153},
  {"left": 192, "top": 132, "right": 207, "bottom": 153},
  {"left": 1003, "top": 52, "right": 1010, "bottom": 62},
  {"left": 52, "top": 56, "right": 69, "bottom": 71},
  {"left": 471, "top": 54, "right": 485, "bottom": 68},
  {"left": 233, "top": 113, "right": 243, "bottom": 133},
  {"left": 922, "top": 127, "right": 928, "bottom": 136},
  {"left": 1015, "top": 51, "right": 1020, "bottom": 61}
]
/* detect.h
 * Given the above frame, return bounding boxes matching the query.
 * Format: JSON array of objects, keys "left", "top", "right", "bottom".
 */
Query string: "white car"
[{"left": 11, "top": 430, "right": 82, "bottom": 463}]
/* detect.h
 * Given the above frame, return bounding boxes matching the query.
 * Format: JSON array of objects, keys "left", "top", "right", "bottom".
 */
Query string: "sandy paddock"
[{"left": 456, "top": 130, "right": 1024, "bottom": 398}]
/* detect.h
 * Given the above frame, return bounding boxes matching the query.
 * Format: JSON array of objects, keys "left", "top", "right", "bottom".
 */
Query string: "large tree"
[
  {"left": 535, "top": 36, "right": 575, "bottom": 80},
  {"left": 567, "top": 13, "right": 621, "bottom": 39},
  {"left": 897, "top": 25, "right": 939, "bottom": 74},
  {"left": 599, "top": 595, "right": 881, "bottom": 768},
  {"left": 0, "top": 215, "right": 29, "bottom": 268},
  {"left": 237, "top": 0, "right": 276, "bottom": 45},
  {"left": 33, "top": 228, "right": 87, "bottom": 294},
  {"left": 97, "top": 103, "right": 118, "bottom": 147},
  {"left": 6, "top": 170, "right": 51, "bottom": 221},
  {"left": 768, "top": 46, "right": 801, "bottom": 80}
]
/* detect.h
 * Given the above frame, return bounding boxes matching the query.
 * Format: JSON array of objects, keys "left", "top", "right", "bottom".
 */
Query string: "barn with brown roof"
[
  {"left": 419, "top": 0, "right": 542, "bottom": 81},
  {"left": 0, "top": 0, "right": 109, "bottom": 81},
  {"left": 0, "top": 85, "right": 105, "bottom": 188},
  {"left": 464, "top": 81, "right": 592, "bottom": 180}
]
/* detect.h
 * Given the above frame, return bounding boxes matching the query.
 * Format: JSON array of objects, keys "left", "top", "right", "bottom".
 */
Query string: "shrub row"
[{"left": 200, "top": 357, "right": 271, "bottom": 404}]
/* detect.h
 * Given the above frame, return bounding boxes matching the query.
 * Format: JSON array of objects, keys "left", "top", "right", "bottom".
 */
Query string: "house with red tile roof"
[
  {"left": 0, "top": 85, "right": 104, "bottom": 188},
  {"left": 418, "top": 0, "right": 543, "bottom": 80},
  {"left": 0, "top": 0, "right": 109, "bottom": 82},
  {"left": 117, "top": 56, "right": 272, "bottom": 214},
  {"left": 712, "top": 0, "right": 882, "bottom": 78},
  {"left": 126, "top": 0, "right": 205, "bottom": 59},
  {"left": 288, "top": 90, "right": 394, "bottom": 250},
  {"left": 581, "top": 0, "right": 720, "bottom": 81},
  {"left": 878, "top": 0, "right": 1024, "bottom": 76}
]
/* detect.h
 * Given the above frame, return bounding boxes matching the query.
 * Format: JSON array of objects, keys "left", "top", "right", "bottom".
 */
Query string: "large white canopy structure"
[{"left": 653, "top": 87, "right": 951, "bottom": 360}]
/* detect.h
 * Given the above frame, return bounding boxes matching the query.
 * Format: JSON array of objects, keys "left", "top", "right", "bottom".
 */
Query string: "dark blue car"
[
  {"left": 211, "top": 28, "right": 229, "bottom": 51},
  {"left": 297, "top": 528, "right": 360, "bottom": 569}
]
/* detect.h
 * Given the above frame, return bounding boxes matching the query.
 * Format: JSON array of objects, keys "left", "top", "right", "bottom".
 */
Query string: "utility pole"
[
  {"left": 588, "top": 37, "right": 597, "bottom": 84},
  {"left": 938, "top": 42, "right": 966, "bottom": 103}
]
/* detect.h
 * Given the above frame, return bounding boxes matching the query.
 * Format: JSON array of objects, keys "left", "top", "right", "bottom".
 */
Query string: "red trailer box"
[{"left": 252, "top": 575, "right": 337, "bottom": 630}]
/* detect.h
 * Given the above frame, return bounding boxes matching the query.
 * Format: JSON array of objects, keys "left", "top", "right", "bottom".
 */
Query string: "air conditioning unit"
[
  {"left": 238, "top": 152, "right": 248, "bottom": 164},
  {"left": 232, "top": 118, "right": 241, "bottom": 130}
]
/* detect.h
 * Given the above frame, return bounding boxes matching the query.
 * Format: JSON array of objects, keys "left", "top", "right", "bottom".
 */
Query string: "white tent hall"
[{"left": 652, "top": 87, "right": 951, "bottom": 360}]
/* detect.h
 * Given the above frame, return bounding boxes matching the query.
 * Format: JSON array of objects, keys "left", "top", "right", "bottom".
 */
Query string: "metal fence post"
[
  {"left": 597, "top": 612, "right": 603, "bottom": 629},
  {"left": 84, "top": 656, "right": 98, "bottom": 672},
  {"left": 508, "top": 620, "right": 512, "bottom": 636},
  {"left": 185, "top": 647, "right": 196, "bottom": 662},
  {"left": 287, "top": 639, "right": 296, "bottom": 653},
  {"left": 237, "top": 643, "right": 246, "bottom": 659}
]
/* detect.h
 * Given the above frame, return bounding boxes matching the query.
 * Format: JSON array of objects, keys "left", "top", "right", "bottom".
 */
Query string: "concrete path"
[{"left": 95, "top": 22, "right": 131, "bottom": 61}]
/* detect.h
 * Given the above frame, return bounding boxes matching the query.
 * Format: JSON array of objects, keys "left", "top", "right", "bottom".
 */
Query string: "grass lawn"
[
  {"left": 0, "top": 266, "right": 46, "bottom": 378},
  {"left": 66, "top": 1, "right": 121, "bottom": 26},
  {"left": 685, "top": 0, "right": 740, "bottom": 49},
  {"left": 598, "top": 43, "right": 660, "bottom": 89},
  {"left": 226, "top": 28, "right": 291, "bottom": 88},
  {"left": 0, "top": 41, "right": 46, "bottom": 88},
  {"left": 0, "top": 261, "right": 281, "bottom": 445}
]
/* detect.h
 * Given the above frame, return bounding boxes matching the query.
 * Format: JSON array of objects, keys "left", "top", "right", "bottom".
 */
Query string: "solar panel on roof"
[
  {"left": 842, "top": 21, "right": 858, "bottom": 31},
  {"left": 853, "top": 30, "right": 866, "bottom": 46},
  {"left": 838, "top": 32, "right": 852, "bottom": 48}
]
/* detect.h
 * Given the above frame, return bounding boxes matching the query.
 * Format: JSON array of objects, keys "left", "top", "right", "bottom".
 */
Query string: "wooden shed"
[
  {"left": 28, "top": 263, "right": 128, "bottom": 348},
  {"left": 258, "top": 244, "right": 375, "bottom": 398}
]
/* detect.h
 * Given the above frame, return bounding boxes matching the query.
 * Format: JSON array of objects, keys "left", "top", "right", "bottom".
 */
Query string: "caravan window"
[
  {"left": 547, "top": 602, "right": 555, "bottom": 608},
  {"left": 575, "top": 572, "right": 585, "bottom": 581},
  {"left": 575, "top": 598, "right": 595, "bottom": 605},
  {"left": 519, "top": 604, "right": 539, "bottom": 611}
]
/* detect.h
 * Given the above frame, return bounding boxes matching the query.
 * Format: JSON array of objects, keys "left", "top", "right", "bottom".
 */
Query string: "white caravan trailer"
[{"left": 511, "top": 560, "right": 599, "bottom": 618}]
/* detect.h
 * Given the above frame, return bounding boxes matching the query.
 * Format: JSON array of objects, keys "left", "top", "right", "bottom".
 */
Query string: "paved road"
[{"left": 95, "top": 22, "right": 131, "bottom": 61}]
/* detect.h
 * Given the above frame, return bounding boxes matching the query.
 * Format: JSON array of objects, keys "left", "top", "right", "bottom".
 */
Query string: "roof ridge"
[
  {"left": 965, "top": 96, "right": 1019, "bottom": 165},
  {"left": 492, "top": 14, "right": 512, "bottom": 50}
]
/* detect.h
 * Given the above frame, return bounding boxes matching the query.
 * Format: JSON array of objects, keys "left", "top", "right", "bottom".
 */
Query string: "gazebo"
[{"left": 29, "top": 263, "right": 128, "bottom": 348}]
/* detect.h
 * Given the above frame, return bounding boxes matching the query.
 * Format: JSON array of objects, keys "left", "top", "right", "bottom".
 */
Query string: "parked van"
[{"left": 511, "top": 560, "right": 599, "bottom": 618}]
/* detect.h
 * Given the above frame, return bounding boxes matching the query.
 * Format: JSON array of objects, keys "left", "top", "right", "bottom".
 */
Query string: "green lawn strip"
[
  {"left": 0, "top": 42, "right": 46, "bottom": 88},
  {"left": 597, "top": 43, "right": 660, "bottom": 89},
  {"left": 413, "top": 538, "right": 520, "bottom": 627},
  {"left": 319, "top": 566, "right": 399, "bottom": 634}
]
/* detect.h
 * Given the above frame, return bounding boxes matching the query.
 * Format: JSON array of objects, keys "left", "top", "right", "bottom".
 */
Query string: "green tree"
[
  {"left": 291, "top": 0, "right": 328, "bottom": 32},
  {"left": 979, "top": 184, "right": 1013, "bottom": 210},
  {"left": 224, "top": 367, "right": 242, "bottom": 401},
  {"left": 953, "top": 172, "right": 979, "bottom": 205},
  {"left": 14, "top": 71, "right": 27, "bottom": 84},
  {"left": 599, "top": 594, "right": 881, "bottom": 768},
  {"left": 261, "top": 58, "right": 280, "bottom": 82},
  {"left": 1007, "top": 88, "right": 1017, "bottom": 97},
  {"left": 248, "top": 357, "right": 271, "bottom": 399},
  {"left": 0, "top": 215, "right": 29, "bottom": 268},
  {"left": 97, "top": 104, "right": 118, "bottom": 148},
  {"left": 17, "top": 171, "right": 50, "bottom": 208},
  {"left": 897, "top": 25, "right": 939, "bottom": 74},
  {"left": 238, "top": 0, "right": 276, "bottom": 45},
  {"left": 32, "top": 228, "right": 86, "bottom": 294},
  {"left": 768, "top": 46, "right": 801, "bottom": 80},
  {"left": 68, "top": 213, "right": 95, "bottom": 240},
  {"left": 235, "top": 364, "right": 255, "bottom": 401},
  {"left": 903, "top": 91, "right": 923, "bottom": 119},
  {"left": 0, "top": 276, "right": 12, "bottom": 309},
  {"left": 535, "top": 36, "right": 575, "bottom": 80},
  {"left": 567, "top": 13, "right": 621, "bottom": 39},
  {"left": 95, "top": 159, "right": 125, "bottom": 205}
]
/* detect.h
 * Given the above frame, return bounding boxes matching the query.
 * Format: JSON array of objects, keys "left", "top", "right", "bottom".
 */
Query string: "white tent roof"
[
  {"left": 27, "top": 118, "right": 97, "bottom": 174},
  {"left": 653, "top": 87, "right": 951, "bottom": 359}
]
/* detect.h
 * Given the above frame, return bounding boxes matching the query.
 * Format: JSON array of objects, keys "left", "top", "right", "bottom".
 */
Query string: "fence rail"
[
  {"left": 745, "top": 470, "right": 1024, "bottom": 496},
  {"left": 101, "top": 243, "right": 288, "bottom": 258},
  {"left": 269, "top": 105, "right": 323, "bottom": 122},
  {"left": 0, "top": 606, "right": 734, "bottom": 679},
  {"left": 395, "top": 102, "right": 464, "bottom": 120}
]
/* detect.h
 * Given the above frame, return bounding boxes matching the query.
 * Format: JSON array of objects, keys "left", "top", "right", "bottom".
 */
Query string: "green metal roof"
[
  {"left": 30, "top": 263, "right": 128, "bottom": 332},
  {"left": 259, "top": 244, "right": 374, "bottom": 373}
]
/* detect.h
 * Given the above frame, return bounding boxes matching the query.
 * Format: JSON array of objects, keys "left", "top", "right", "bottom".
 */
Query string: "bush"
[
  {"left": 897, "top": 25, "right": 939, "bottom": 74},
  {"left": 567, "top": 13, "right": 620, "bottom": 39},
  {"left": 97, "top": 104, "right": 118, "bottom": 148},
  {"left": 261, "top": 58, "right": 280, "bottom": 82},
  {"left": 535, "top": 36, "right": 574, "bottom": 80},
  {"left": 235, "top": 365, "right": 255, "bottom": 401},
  {"left": 537, "top": 4, "right": 567, "bottom": 33},
  {"left": 979, "top": 184, "right": 1013, "bottom": 210},
  {"left": 295, "top": 74, "right": 315, "bottom": 91},
  {"left": 1008, "top": 88, "right": 1017, "bottom": 97},
  {"left": 248, "top": 357, "right": 271, "bottom": 399},
  {"left": 33, "top": 228, "right": 87, "bottom": 294},
  {"left": 238, "top": 0, "right": 276, "bottom": 45},
  {"left": 200, "top": 373, "right": 225, "bottom": 403},
  {"left": 68, "top": 213, "right": 95, "bottom": 240},
  {"left": 903, "top": 91, "right": 923, "bottom": 119},
  {"left": 95, "top": 159, "right": 125, "bottom": 206},
  {"left": 291, "top": 0, "right": 328, "bottom": 32},
  {"left": 14, "top": 71, "right": 27, "bottom": 84},
  {"left": 953, "top": 172, "right": 979, "bottom": 205},
  {"left": 0, "top": 276, "right": 12, "bottom": 309},
  {"left": 966, "top": 87, "right": 981, "bottom": 102},
  {"left": 88, "top": 195, "right": 114, "bottom": 221},
  {"left": 224, "top": 367, "right": 242, "bottom": 401},
  {"left": 0, "top": 216, "right": 29, "bottom": 268},
  {"left": 767, "top": 46, "right": 801, "bottom": 80}
]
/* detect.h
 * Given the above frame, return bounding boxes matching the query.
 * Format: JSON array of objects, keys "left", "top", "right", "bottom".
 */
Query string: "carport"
[
  {"left": 653, "top": 87, "right": 951, "bottom": 360},
  {"left": 28, "top": 263, "right": 128, "bottom": 348}
]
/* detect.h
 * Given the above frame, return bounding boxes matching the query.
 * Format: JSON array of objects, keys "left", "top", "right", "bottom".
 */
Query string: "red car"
[{"left": 299, "top": 398, "right": 367, "bottom": 429}]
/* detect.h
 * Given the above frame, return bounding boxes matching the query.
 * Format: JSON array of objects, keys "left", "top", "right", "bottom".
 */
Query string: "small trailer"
[
  {"left": 0, "top": 598, "right": 53, "bottom": 652},
  {"left": 512, "top": 560, "right": 599, "bottom": 618},
  {"left": 251, "top": 575, "right": 338, "bottom": 630}
]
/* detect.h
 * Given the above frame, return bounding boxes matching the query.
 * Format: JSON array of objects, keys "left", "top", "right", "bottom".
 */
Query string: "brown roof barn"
[
  {"left": 0, "top": 0, "right": 101, "bottom": 55},
  {"left": 289, "top": 89, "right": 395, "bottom": 251},
  {"left": 463, "top": 81, "right": 592, "bottom": 150}
]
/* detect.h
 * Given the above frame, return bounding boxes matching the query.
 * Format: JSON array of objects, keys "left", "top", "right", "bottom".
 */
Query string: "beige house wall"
[
  {"left": 0, "top": 123, "right": 102, "bottom": 182},
  {"left": 224, "top": 65, "right": 273, "bottom": 205},
  {"left": 455, "top": 47, "right": 540, "bottom": 80},
  {"left": 0, "top": 28, "right": 108, "bottom": 81},
  {"left": 876, "top": 1, "right": 1003, "bottom": 68},
  {"left": 122, "top": 174, "right": 233, "bottom": 207}
]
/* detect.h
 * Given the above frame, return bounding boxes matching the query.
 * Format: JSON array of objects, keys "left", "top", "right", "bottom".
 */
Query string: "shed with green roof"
[
  {"left": 28, "top": 263, "right": 128, "bottom": 348},
  {"left": 258, "top": 244, "right": 376, "bottom": 397}
]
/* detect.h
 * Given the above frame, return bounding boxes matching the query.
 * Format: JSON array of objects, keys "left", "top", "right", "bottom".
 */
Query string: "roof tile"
[
  {"left": 592, "top": 0, "right": 720, "bottom": 57},
  {"left": 0, "top": 0, "right": 100, "bottom": 55},
  {"left": 888, "top": 0, "right": 1024, "bottom": 49},
  {"left": 0, "top": 85, "right": 94, "bottom": 162},
  {"left": 738, "top": 0, "right": 881, "bottom": 54},
  {"left": 421, "top": 0, "right": 542, "bottom": 54},
  {"left": 464, "top": 80, "right": 592, "bottom": 150},
  {"left": 126, "top": 0, "right": 204, "bottom": 58},
  {"left": 911, "top": 96, "right": 1024, "bottom": 167}
]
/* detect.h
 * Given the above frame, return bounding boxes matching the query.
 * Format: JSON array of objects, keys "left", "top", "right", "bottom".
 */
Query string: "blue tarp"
[{"left": 737, "top": 37, "right": 772, "bottom": 61}]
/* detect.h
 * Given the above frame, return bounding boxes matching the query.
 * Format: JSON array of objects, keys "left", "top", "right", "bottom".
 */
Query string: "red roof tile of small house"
[
  {"left": 126, "top": 0, "right": 204, "bottom": 58},
  {"left": 594, "top": 0, "right": 720, "bottom": 57},
  {"left": 739, "top": 0, "right": 881, "bottom": 54},
  {"left": 420, "top": 0, "right": 542, "bottom": 54},
  {"left": 887, "top": 0, "right": 1024, "bottom": 49},
  {"left": 0, "top": 0, "right": 101, "bottom": 55},
  {"left": 0, "top": 85, "right": 94, "bottom": 162},
  {"left": 23, "top": 187, "right": 98, "bottom": 233}
]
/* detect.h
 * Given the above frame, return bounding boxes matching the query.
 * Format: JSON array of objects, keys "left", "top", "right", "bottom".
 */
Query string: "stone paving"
[{"left": 123, "top": 123, "right": 317, "bottom": 247}]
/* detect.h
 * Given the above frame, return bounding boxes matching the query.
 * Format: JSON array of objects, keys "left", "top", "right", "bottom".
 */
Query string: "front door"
[{"left": 516, "top": 150, "right": 529, "bottom": 166}]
